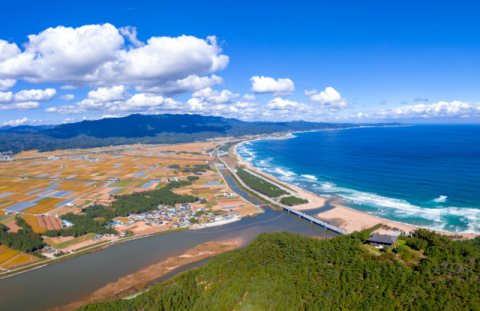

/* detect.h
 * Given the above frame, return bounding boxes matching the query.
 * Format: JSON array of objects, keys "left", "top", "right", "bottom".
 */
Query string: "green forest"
[
  {"left": 43, "top": 212, "right": 116, "bottom": 238},
  {"left": 0, "top": 217, "right": 45, "bottom": 252},
  {"left": 236, "top": 166, "right": 287, "bottom": 198},
  {"left": 280, "top": 196, "right": 308, "bottom": 206},
  {"left": 218, "top": 141, "right": 241, "bottom": 152},
  {"left": 80, "top": 228, "right": 480, "bottom": 311},
  {"left": 112, "top": 182, "right": 198, "bottom": 216},
  {"left": 183, "top": 164, "right": 211, "bottom": 174}
]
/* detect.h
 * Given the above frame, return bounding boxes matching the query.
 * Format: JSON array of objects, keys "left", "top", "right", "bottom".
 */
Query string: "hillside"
[
  {"left": 0, "top": 114, "right": 402, "bottom": 154},
  {"left": 78, "top": 229, "right": 480, "bottom": 311}
]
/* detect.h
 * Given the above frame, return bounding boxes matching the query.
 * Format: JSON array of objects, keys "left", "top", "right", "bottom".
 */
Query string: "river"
[{"left": 0, "top": 204, "right": 337, "bottom": 311}]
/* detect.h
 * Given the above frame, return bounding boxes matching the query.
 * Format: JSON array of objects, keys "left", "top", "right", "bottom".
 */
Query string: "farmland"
[{"left": 0, "top": 139, "right": 260, "bottom": 274}]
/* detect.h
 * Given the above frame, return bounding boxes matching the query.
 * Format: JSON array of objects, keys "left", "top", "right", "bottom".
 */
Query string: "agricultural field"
[
  {"left": 0, "top": 142, "right": 221, "bottom": 217},
  {"left": 0, "top": 140, "right": 259, "bottom": 272}
]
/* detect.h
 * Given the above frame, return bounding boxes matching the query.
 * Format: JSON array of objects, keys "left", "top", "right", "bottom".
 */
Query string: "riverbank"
[
  {"left": 234, "top": 141, "right": 478, "bottom": 239},
  {"left": 0, "top": 227, "right": 189, "bottom": 280},
  {"left": 52, "top": 239, "right": 241, "bottom": 311}
]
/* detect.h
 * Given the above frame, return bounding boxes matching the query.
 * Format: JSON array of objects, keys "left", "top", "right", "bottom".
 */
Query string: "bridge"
[{"left": 283, "top": 206, "right": 347, "bottom": 235}]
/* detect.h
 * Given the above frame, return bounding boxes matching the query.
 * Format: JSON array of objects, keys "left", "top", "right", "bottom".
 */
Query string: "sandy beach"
[
  {"left": 234, "top": 142, "right": 478, "bottom": 239},
  {"left": 235, "top": 148, "right": 326, "bottom": 211}
]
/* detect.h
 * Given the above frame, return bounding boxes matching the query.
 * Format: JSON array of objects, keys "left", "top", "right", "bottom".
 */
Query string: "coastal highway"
[
  {"left": 215, "top": 144, "right": 346, "bottom": 234},
  {"left": 215, "top": 145, "right": 301, "bottom": 210}
]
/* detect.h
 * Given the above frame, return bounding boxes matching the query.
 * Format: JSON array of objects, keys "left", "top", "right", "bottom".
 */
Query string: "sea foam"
[{"left": 433, "top": 195, "right": 448, "bottom": 203}]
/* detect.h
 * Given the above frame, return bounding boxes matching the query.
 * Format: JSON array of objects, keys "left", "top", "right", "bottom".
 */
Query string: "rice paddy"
[
  {"left": 22, "top": 215, "right": 46, "bottom": 233},
  {"left": 0, "top": 141, "right": 254, "bottom": 269},
  {"left": 0, "top": 248, "right": 19, "bottom": 264}
]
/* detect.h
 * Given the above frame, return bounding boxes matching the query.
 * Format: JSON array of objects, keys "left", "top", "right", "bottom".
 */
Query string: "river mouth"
[{"left": 0, "top": 208, "right": 337, "bottom": 311}]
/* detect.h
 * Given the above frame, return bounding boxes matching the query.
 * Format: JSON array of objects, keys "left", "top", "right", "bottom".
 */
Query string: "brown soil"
[
  {"left": 38, "top": 216, "right": 63, "bottom": 230},
  {"left": 53, "top": 240, "right": 241, "bottom": 311},
  {"left": 5, "top": 220, "right": 21, "bottom": 233}
]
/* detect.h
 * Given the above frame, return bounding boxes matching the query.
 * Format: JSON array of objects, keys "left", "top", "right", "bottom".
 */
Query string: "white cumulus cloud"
[
  {"left": 309, "top": 87, "right": 351, "bottom": 111},
  {"left": 119, "top": 26, "right": 145, "bottom": 48},
  {"left": 266, "top": 97, "right": 317, "bottom": 114},
  {"left": 304, "top": 89, "right": 318, "bottom": 96},
  {"left": 192, "top": 87, "right": 239, "bottom": 104},
  {"left": 1, "top": 88, "right": 56, "bottom": 104},
  {"left": 0, "top": 79, "right": 15, "bottom": 90},
  {"left": 139, "top": 74, "right": 224, "bottom": 96},
  {"left": 3, "top": 117, "right": 42, "bottom": 126},
  {"left": 366, "top": 101, "right": 480, "bottom": 119},
  {"left": 0, "top": 102, "right": 40, "bottom": 111},
  {"left": 242, "top": 94, "right": 256, "bottom": 100},
  {"left": 0, "top": 91, "right": 13, "bottom": 103},
  {"left": 87, "top": 85, "right": 129, "bottom": 103},
  {"left": 13, "top": 88, "right": 56, "bottom": 102},
  {"left": 250, "top": 76, "right": 294, "bottom": 96},
  {"left": 0, "top": 24, "right": 229, "bottom": 95}
]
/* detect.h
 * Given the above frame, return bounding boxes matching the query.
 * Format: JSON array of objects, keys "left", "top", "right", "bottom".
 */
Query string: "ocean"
[{"left": 237, "top": 125, "right": 480, "bottom": 234}]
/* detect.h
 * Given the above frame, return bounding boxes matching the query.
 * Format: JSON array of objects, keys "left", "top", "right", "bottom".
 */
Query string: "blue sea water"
[{"left": 237, "top": 125, "right": 480, "bottom": 233}]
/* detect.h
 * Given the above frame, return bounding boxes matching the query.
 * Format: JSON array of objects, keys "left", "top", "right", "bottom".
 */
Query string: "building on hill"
[{"left": 366, "top": 233, "right": 398, "bottom": 247}]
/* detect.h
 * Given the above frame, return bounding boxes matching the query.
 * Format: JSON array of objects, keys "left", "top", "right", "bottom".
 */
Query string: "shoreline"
[{"left": 234, "top": 140, "right": 478, "bottom": 239}]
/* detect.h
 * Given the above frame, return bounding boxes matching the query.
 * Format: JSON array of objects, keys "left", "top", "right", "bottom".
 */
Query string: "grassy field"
[
  {"left": 113, "top": 181, "right": 130, "bottom": 187},
  {"left": 137, "top": 181, "right": 148, "bottom": 188},
  {"left": 205, "top": 202, "right": 217, "bottom": 209},
  {"left": 0, "top": 200, "right": 11, "bottom": 206}
]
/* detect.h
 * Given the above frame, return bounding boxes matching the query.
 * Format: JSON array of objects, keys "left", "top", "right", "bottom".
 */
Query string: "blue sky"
[{"left": 1, "top": 0, "right": 480, "bottom": 126}]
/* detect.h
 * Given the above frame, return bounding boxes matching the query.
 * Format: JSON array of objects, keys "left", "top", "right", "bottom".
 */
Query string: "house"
[{"left": 366, "top": 234, "right": 398, "bottom": 247}]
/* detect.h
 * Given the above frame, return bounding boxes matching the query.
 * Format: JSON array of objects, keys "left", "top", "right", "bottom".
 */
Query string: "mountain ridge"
[{"left": 0, "top": 113, "right": 403, "bottom": 154}]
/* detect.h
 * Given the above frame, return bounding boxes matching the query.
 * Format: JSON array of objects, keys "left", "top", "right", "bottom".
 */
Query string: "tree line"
[
  {"left": 0, "top": 217, "right": 45, "bottom": 253},
  {"left": 280, "top": 196, "right": 308, "bottom": 206},
  {"left": 236, "top": 166, "right": 287, "bottom": 198}
]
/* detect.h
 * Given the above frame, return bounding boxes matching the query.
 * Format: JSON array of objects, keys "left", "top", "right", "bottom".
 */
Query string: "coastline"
[{"left": 234, "top": 139, "right": 478, "bottom": 239}]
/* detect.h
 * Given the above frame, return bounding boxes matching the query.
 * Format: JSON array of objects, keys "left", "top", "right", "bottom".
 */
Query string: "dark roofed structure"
[{"left": 366, "top": 234, "right": 398, "bottom": 246}]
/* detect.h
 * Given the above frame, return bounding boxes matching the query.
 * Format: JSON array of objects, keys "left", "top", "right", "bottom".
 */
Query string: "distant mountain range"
[
  {"left": 0, "top": 124, "right": 56, "bottom": 133},
  {"left": 0, "top": 114, "right": 403, "bottom": 154}
]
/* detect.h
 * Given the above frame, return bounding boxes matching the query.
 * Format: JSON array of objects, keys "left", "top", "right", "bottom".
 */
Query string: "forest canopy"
[
  {"left": 79, "top": 228, "right": 480, "bottom": 311},
  {"left": 280, "top": 196, "right": 308, "bottom": 206},
  {"left": 236, "top": 166, "right": 287, "bottom": 198}
]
